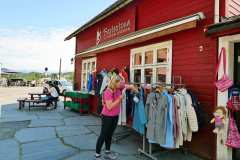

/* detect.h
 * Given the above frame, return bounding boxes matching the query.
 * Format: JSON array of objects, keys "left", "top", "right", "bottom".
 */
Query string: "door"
[{"left": 233, "top": 43, "right": 240, "bottom": 160}]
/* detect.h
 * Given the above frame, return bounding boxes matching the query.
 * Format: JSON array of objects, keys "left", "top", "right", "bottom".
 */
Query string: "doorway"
[{"left": 233, "top": 43, "right": 240, "bottom": 160}]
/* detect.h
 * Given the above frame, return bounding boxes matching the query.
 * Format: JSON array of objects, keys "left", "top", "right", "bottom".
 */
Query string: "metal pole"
[{"left": 59, "top": 58, "right": 62, "bottom": 80}]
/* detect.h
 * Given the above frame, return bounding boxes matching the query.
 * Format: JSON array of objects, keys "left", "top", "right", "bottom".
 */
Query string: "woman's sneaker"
[{"left": 104, "top": 151, "right": 119, "bottom": 160}]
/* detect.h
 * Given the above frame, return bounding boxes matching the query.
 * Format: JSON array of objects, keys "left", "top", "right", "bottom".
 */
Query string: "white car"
[{"left": 47, "top": 80, "right": 73, "bottom": 95}]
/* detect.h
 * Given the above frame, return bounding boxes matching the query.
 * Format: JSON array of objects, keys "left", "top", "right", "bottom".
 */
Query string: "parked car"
[
  {"left": 46, "top": 80, "right": 73, "bottom": 95},
  {"left": 9, "top": 78, "right": 27, "bottom": 86}
]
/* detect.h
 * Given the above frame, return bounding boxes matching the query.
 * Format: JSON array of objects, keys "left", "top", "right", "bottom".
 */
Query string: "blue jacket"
[
  {"left": 161, "top": 91, "right": 175, "bottom": 149},
  {"left": 133, "top": 88, "right": 147, "bottom": 134},
  {"left": 87, "top": 73, "right": 93, "bottom": 92}
]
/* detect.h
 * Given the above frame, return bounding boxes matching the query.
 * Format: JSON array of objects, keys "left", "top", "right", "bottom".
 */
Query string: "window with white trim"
[
  {"left": 81, "top": 57, "right": 96, "bottom": 90},
  {"left": 130, "top": 41, "right": 172, "bottom": 84}
]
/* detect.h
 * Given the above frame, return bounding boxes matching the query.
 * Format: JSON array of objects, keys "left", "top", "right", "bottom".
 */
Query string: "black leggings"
[{"left": 96, "top": 115, "right": 118, "bottom": 154}]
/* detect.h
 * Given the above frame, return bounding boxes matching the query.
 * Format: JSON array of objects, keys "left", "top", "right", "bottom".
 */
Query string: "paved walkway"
[
  {"left": 0, "top": 87, "right": 203, "bottom": 160},
  {"left": 0, "top": 104, "right": 204, "bottom": 160}
]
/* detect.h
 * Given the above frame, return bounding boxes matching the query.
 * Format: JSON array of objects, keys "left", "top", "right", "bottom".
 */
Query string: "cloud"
[{"left": 0, "top": 27, "right": 75, "bottom": 73}]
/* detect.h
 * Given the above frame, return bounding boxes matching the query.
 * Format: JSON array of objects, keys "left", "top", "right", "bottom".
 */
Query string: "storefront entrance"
[
  {"left": 233, "top": 43, "right": 240, "bottom": 160},
  {"left": 217, "top": 34, "right": 240, "bottom": 160}
]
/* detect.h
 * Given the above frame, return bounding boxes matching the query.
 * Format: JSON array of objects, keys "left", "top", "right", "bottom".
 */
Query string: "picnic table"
[{"left": 17, "top": 92, "right": 59, "bottom": 110}]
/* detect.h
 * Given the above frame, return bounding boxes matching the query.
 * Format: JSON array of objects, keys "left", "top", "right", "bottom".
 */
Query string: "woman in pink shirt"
[{"left": 95, "top": 75, "right": 134, "bottom": 160}]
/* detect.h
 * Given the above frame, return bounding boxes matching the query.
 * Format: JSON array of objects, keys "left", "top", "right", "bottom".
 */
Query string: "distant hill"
[{"left": 3, "top": 72, "right": 74, "bottom": 81}]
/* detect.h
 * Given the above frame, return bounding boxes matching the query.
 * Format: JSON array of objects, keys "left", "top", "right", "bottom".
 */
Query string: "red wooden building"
[{"left": 65, "top": 0, "right": 240, "bottom": 159}]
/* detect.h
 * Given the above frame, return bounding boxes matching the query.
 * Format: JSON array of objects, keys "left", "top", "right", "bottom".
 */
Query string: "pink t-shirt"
[{"left": 101, "top": 88, "right": 122, "bottom": 116}]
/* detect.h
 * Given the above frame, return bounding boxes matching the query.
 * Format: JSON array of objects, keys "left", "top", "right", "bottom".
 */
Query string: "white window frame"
[
  {"left": 81, "top": 57, "right": 97, "bottom": 90},
  {"left": 130, "top": 40, "right": 172, "bottom": 84}
]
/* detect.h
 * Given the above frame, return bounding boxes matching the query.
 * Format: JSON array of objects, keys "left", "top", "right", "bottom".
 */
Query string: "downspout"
[{"left": 214, "top": 0, "right": 220, "bottom": 23}]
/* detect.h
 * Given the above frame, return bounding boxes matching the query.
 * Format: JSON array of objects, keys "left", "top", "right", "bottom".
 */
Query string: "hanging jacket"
[
  {"left": 187, "top": 90, "right": 206, "bottom": 129},
  {"left": 132, "top": 88, "right": 147, "bottom": 134},
  {"left": 100, "top": 74, "right": 110, "bottom": 95},
  {"left": 145, "top": 91, "right": 168, "bottom": 145},
  {"left": 180, "top": 89, "right": 194, "bottom": 142},
  {"left": 87, "top": 73, "right": 93, "bottom": 92},
  {"left": 126, "top": 90, "right": 134, "bottom": 119},
  {"left": 161, "top": 91, "right": 175, "bottom": 149},
  {"left": 185, "top": 92, "right": 198, "bottom": 133},
  {"left": 174, "top": 95, "right": 183, "bottom": 148},
  {"left": 95, "top": 73, "right": 104, "bottom": 96},
  {"left": 173, "top": 96, "right": 180, "bottom": 145},
  {"left": 118, "top": 90, "right": 127, "bottom": 125},
  {"left": 175, "top": 92, "right": 188, "bottom": 140}
]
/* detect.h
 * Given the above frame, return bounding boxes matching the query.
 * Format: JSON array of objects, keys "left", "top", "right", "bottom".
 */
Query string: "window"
[
  {"left": 144, "top": 68, "right": 153, "bottom": 84},
  {"left": 145, "top": 51, "right": 153, "bottom": 64},
  {"left": 130, "top": 41, "right": 172, "bottom": 84},
  {"left": 134, "top": 53, "right": 142, "bottom": 66},
  {"left": 157, "top": 48, "right": 168, "bottom": 63},
  {"left": 133, "top": 69, "right": 141, "bottom": 83},
  {"left": 156, "top": 67, "right": 167, "bottom": 83},
  {"left": 81, "top": 57, "right": 96, "bottom": 90}
]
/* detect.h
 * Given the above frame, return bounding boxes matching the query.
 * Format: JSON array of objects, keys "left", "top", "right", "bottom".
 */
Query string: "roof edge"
[
  {"left": 206, "top": 15, "right": 240, "bottom": 35},
  {"left": 64, "top": 0, "right": 133, "bottom": 41}
]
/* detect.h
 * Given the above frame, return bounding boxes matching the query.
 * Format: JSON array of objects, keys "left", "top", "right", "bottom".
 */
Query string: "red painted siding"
[
  {"left": 220, "top": 0, "right": 226, "bottom": 17},
  {"left": 136, "top": 0, "right": 214, "bottom": 29}
]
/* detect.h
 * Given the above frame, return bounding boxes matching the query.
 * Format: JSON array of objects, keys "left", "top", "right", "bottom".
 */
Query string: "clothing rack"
[
  {"left": 137, "top": 82, "right": 176, "bottom": 160},
  {"left": 138, "top": 130, "right": 158, "bottom": 160},
  {"left": 129, "top": 77, "right": 188, "bottom": 160},
  {"left": 114, "top": 76, "right": 187, "bottom": 159}
]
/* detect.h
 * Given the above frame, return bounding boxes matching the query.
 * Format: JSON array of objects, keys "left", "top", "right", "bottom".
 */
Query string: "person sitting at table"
[
  {"left": 46, "top": 83, "right": 59, "bottom": 107},
  {"left": 43, "top": 83, "right": 49, "bottom": 94}
]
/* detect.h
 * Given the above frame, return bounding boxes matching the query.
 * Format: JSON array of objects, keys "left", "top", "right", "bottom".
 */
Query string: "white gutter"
[
  {"left": 76, "top": 12, "right": 205, "bottom": 57},
  {"left": 215, "top": 0, "right": 220, "bottom": 23}
]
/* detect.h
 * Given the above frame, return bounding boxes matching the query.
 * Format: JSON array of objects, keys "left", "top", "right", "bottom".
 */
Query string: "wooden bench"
[{"left": 17, "top": 98, "right": 59, "bottom": 110}]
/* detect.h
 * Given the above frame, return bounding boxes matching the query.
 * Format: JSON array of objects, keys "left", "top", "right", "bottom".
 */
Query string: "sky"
[{"left": 0, "top": 0, "right": 117, "bottom": 73}]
